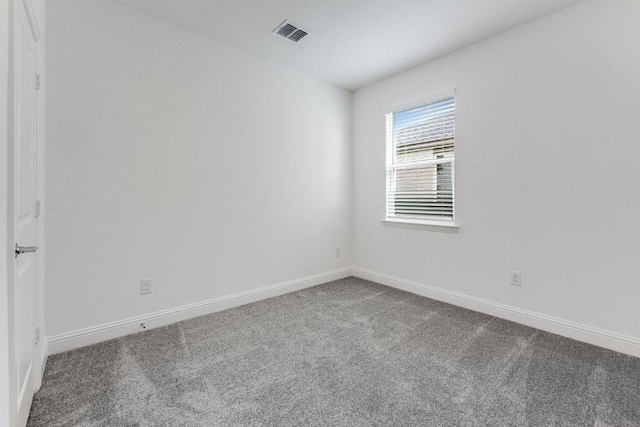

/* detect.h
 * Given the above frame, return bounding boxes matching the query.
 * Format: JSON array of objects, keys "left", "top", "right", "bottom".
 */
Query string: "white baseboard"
[
  {"left": 26, "top": 335, "right": 48, "bottom": 410},
  {"left": 47, "top": 268, "right": 351, "bottom": 355},
  {"left": 38, "top": 338, "right": 47, "bottom": 388},
  {"left": 46, "top": 266, "right": 640, "bottom": 358},
  {"left": 352, "top": 267, "right": 640, "bottom": 358}
]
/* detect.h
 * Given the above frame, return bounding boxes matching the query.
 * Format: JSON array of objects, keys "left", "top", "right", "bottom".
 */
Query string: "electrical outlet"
[
  {"left": 335, "top": 248, "right": 341, "bottom": 257},
  {"left": 34, "top": 327, "right": 40, "bottom": 345},
  {"left": 510, "top": 272, "right": 522, "bottom": 287},
  {"left": 141, "top": 278, "right": 152, "bottom": 295}
]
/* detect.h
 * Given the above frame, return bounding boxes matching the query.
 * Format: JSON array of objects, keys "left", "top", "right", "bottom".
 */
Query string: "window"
[{"left": 385, "top": 93, "right": 456, "bottom": 225}]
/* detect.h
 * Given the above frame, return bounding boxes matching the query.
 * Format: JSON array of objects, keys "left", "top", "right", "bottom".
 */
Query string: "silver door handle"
[{"left": 15, "top": 243, "right": 38, "bottom": 258}]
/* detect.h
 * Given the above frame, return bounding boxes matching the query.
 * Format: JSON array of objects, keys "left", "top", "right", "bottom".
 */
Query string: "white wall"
[
  {"left": 46, "top": 0, "right": 640, "bottom": 352},
  {"left": 353, "top": 0, "right": 640, "bottom": 341},
  {"left": 46, "top": 0, "right": 351, "bottom": 337}
]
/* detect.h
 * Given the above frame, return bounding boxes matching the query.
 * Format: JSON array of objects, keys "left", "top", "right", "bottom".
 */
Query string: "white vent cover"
[{"left": 273, "top": 20, "right": 308, "bottom": 43}]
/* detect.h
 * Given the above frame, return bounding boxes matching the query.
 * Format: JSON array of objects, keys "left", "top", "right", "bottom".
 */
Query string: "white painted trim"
[
  {"left": 47, "top": 268, "right": 352, "bottom": 355},
  {"left": 21, "top": 0, "right": 40, "bottom": 42},
  {"left": 382, "top": 219, "right": 459, "bottom": 233},
  {"left": 352, "top": 267, "right": 640, "bottom": 358},
  {"left": 387, "top": 88, "right": 456, "bottom": 113},
  {"left": 34, "top": 0, "right": 46, "bottom": 391},
  {"left": 0, "top": 2, "right": 12, "bottom": 424},
  {"left": 38, "top": 338, "right": 47, "bottom": 384},
  {"left": 46, "top": 266, "right": 640, "bottom": 359}
]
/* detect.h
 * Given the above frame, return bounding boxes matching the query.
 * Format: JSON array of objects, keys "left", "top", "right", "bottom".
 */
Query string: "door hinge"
[
  {"left": 35, "top": 72, "right": 41, "bottom": 91},
  {"left": 34, "top": 200, "right": 41, "bottom": 217},
  {"left": 35, "top": 327, "right": 40, "bottom": 345}
]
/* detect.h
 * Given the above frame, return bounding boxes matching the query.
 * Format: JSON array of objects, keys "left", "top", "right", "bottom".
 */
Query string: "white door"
[{"left": 13, "top": 1, "right": 40, "bottom": 425}]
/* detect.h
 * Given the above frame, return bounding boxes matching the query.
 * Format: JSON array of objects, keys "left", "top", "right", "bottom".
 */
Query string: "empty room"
[{"left": 2, "top": 0, "right": 640, "bottom": 425}]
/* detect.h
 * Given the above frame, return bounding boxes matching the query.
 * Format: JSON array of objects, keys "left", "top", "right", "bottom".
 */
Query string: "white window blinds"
[{"left": 386, "top": 95, "right": 455, "bottom": 221}]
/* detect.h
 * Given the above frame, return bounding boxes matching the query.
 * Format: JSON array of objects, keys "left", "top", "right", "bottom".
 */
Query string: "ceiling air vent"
[{"left": 273, "top": 20, "right": 309, "bottom": 43}]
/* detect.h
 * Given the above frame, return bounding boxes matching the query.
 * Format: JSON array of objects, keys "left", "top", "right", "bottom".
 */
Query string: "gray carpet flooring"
[{"left": 29, "top": 277, "right": 640, "bottom": 426}]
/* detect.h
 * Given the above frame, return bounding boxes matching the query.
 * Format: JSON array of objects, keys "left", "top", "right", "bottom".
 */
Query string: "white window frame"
[{"left": 382, "top": 89, "right": 459, "bottom": 233}]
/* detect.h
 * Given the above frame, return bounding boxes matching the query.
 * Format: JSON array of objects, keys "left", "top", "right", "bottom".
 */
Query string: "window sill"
[{"left": 381, "top": 219, "right": 459, "bottom": 233}]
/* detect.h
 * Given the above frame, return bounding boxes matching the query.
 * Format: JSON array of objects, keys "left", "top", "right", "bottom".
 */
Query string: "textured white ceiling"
[{"left": 110, "top": 0, "right": 585, "bottom": 90}]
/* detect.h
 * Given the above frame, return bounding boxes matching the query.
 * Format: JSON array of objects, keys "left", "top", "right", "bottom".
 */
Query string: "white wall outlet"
[
  {"left": 510, "top": 271, "right": 522, "bottom": 287},
  {"left": 141, "top": 278, "right": 152, "bottom": 295},
  {"left": 335, "top": 247, "right": 341, "bottom": 257}
]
